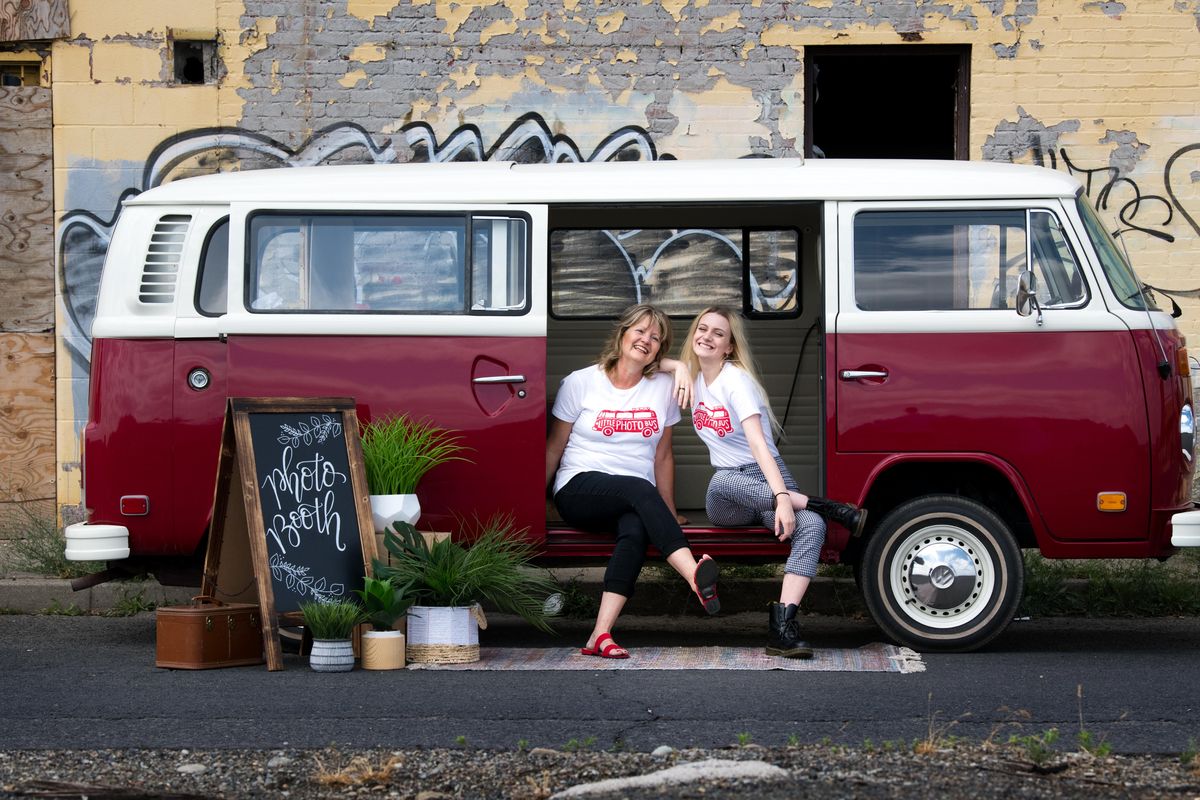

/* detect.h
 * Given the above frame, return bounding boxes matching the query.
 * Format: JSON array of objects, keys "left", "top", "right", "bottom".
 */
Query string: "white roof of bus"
[{"left": 127, "top": 158, "right": 1082, "bottom": 206}]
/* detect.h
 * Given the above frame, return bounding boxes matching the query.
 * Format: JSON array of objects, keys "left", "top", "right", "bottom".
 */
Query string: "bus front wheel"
[{"left": 861, "top": 495, "right": 1023, "bottom": 652}]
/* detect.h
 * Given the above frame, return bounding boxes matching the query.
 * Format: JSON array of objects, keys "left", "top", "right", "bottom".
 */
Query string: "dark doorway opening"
[{"left": 805, "top": 45, "right": 970, "bottom": 160}]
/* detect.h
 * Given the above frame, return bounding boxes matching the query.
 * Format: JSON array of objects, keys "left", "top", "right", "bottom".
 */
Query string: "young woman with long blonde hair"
[{"left": 679, "top": 306, "right": 865, "bottom": 657}]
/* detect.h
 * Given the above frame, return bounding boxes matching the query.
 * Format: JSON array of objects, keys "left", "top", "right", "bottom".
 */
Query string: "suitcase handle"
[{"left": 191, "top": 594, "right": 224, "bottom": 607}]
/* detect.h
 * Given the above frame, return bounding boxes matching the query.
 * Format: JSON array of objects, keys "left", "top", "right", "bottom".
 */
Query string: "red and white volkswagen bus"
[{"left": 66, "top": 159, "right": 1199, "bottom": 650}]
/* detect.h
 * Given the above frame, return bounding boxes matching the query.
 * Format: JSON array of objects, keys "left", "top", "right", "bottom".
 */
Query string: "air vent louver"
[{"left": 138, "top": 214, "right": 190, "bottom": 304}]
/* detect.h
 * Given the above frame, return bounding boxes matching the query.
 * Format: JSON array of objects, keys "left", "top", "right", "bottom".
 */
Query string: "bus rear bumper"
[
  {"left": 1170, "top": 509, "right": 1200, "bottom": 547},
  {"left": 64, "top": 523, "right": 130, "bottom": 561}
]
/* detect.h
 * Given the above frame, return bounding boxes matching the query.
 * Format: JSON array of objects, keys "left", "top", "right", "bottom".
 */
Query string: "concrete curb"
[{"left": 0, "top": 570, "right": 867, "bottom": 617}]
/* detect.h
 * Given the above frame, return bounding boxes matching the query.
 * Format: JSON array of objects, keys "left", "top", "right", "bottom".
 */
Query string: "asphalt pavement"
[{"left": 2, "top": 610, "right": 1198, "bottom": 755}]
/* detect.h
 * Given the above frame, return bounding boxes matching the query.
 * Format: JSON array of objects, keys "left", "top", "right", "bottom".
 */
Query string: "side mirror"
[{"left": 1015, "top": 270, "right": 1043, "bottom": 326}]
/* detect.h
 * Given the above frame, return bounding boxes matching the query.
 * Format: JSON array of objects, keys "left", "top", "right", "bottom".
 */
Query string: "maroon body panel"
[
  {"left": 83, "top": 339, "right": 179, "bottom": 554},
  {"left": 829, "top": 327, "right": 1192, "bottom": 556}
]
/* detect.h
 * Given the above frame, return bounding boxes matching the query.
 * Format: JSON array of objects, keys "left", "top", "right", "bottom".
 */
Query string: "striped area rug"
[{"left": 406, "top": 643, "right": 924, "bottom": 673}]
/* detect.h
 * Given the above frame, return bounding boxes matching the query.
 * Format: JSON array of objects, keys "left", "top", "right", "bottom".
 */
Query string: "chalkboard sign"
[{"left": 202, "top": 397, "right": 376, "bottom": 670}]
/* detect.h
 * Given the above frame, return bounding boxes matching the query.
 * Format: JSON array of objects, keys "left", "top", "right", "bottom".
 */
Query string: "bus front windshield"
[{"left": 1076, "top": 193, "right": 1159, "bottom": 312}]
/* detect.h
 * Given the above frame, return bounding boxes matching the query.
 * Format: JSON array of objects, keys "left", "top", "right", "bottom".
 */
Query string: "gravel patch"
[{"left": 1, "top": 744, "right": 1198, "bottom": 799}]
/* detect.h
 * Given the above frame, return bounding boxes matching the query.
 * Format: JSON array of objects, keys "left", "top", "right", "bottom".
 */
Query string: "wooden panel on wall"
[
  {"left": 0, "top": 332, "right": 55, "bottom": 508},
  {"left": 0, "top": 86, "right": 52, "bottom": 332},
  {"left": 0, "top": 0, "right": 68, "bottom": 42}
]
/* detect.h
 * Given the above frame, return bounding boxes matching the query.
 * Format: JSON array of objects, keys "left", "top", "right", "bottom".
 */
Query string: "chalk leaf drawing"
[
  {"left": 277, "top": 416, "right": 343, "bottom": 447},
  {"left": 269, "top": 553, "right": 345, "bottom": 603}
]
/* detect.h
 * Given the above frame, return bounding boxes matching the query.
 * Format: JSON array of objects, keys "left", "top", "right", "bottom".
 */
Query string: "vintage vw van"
[{"left": 66, "top": 158, "right": 1198, "bottom": 650}]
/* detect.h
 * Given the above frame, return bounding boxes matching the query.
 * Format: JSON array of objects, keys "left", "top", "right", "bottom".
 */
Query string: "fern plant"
[
  {"left": 360, "top": 413, "right": 469, "bottom": 495},
  {"left": 375, "top": 517, "right": 557, "bottom": 633}
]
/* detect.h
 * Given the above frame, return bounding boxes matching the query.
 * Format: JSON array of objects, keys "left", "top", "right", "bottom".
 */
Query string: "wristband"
[{"left": 774, "top": 492, "right": 789, "bottom": 500}]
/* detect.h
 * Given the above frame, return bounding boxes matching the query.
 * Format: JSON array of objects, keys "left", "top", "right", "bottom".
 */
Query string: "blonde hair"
[
  {"left": 598, "top": 303, "right": 673, "bottom": 378},
  {"left": 681, "top": 306, "right": 781, "bottom": 435}
]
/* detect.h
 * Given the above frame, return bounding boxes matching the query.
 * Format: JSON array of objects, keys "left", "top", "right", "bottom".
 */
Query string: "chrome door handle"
[
  {"left": 472, "top": 374, "right": 527, "bottom": 384},
  {"left": 840, "top": 370, "right": 888, "bottom": 380}
]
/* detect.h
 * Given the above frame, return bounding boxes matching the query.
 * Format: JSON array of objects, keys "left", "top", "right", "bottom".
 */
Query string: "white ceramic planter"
[
  {"left": 370, "top": 493, "right": 421, "bottom": 533},
  {"left": 361, "top": 630, "right": 406, "bottom": 670},
  {"left": 309, "top": 639, "right": 355, "bottom": 672}
]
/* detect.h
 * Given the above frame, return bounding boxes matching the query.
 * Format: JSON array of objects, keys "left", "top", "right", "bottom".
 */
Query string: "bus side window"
[
  {"left": 196, "top": 217, "right": 229, "bottom": 316},
  {"left": 1029, "top": 210, "right": 1088, "bottom": 308}
]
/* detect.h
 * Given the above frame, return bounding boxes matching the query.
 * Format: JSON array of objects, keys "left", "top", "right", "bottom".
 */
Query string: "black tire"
[{"left": 861, "top": 495, "right": 1023, "bottom": 652}]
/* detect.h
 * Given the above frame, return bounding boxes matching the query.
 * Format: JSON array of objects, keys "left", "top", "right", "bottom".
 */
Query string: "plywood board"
[
  {"left": 0, "top": 332, "right": 55, "bottom": 509},
  {"left": 0, "top": 86, "right": 53, "bottom": 332},
  {"left": 0, "top": 0, "right": 68, "bottom": 41}
]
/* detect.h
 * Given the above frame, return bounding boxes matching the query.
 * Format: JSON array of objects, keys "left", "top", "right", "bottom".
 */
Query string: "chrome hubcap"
[{"left": 889, "top": 521, "right": 996, "bottom": 629}]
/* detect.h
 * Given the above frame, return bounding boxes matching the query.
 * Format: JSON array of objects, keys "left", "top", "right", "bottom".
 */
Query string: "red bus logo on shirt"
[
  {"left": 693, "top": 402, "right": 733, "bottom": 437},
  {"left": 593, "top": 408, "right": 660, "bottom": 438}
]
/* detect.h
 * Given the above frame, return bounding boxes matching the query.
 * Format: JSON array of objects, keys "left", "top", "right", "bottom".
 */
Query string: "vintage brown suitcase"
[{"left": 155, "top": 596, "right": 265, "bottom": 669}]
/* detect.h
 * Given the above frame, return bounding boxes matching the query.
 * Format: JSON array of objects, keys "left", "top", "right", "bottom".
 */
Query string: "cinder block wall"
[{"left": 49, "top": 0, "right": 1200, "bottom": 517}]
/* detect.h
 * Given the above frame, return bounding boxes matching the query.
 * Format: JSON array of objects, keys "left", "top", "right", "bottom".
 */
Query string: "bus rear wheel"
[{"left": 861, "top": 495, "right": 1023, "bottom": 652}]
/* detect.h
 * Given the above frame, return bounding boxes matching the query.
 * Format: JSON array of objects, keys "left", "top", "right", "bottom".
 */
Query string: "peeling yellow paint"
[
  {"left": 707, "top": 66, "right": 720, "bottom": 76},
  {"left": 449, "top": 62, "right": 480, "bottom": 89},
  {"left": 526, "top": 54, "right": 545, "bottom": 65},
  {"left": 564, "top": 62, "right": 582, "bottom": 75},
  {"left": 662, "top": 0, "right": 688, "bottom": 22},
  {"left": 436, "top": 0, "right": 495, "bottom": 39},
  {"left": 613, "top": 48, "right": 637, "bottom": 63},
  {"left": 700, "top": 10, "right": 740, "bottom": 34},
  {"left": 349, "top": 43, "right": 387, "bottom": 63},
  {"left": 270, "top": 59, "right": 281, "bottom": 95},
  {"left": 761, "top": 22, "right": 804, "bottom": 47},
  {"left": 218, "top": 11, "right": 277, "bottom": 121},
  {"left": 563, "top": 0, "right": 580, "bottom": 11},
  {"left": 346, "top": 0, "right": 400, "bottom": 25},
  {"left": 481, "top": 18, "right": 517, "bottom": 43},
  {"left": 338, "top": 68, "right": 368, "bottom": 88},
  {"left": 695, "top": 0, "right": 708, "bottom": 6},
  {"left": 596, "top": 10, "right": 625, "bottom": 33},
  {"left": 807, "top": 0, "right": 833, "bottom": 7},
  {"left": 740, "top": 41, "right": 755, "bottom": 59}
]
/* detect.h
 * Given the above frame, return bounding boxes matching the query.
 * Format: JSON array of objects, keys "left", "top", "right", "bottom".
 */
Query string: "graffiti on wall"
[{"left": 984, "top": 108, "right": 1200, "bottom": 244}]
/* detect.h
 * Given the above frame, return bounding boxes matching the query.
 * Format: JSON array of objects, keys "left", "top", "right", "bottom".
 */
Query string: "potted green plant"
[
  {"left": 360, "top": 413, "right": 469, "bottom": 532},
  {"left": 299, "top": 599, "right": 365, "bottom": 672},
  {"left": 376, "top": 517, "right": 557, "bottom": 663},
  {"left": 354, "top": 575, "right": 412, "bottom": 670}
]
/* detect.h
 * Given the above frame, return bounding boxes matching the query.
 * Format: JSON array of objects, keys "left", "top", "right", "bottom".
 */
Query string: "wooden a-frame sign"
[{"left": 201, "top": 397, "right": 378, "bottom": 671}]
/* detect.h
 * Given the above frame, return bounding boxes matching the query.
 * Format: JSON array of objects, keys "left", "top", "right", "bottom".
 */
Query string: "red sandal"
[
  {"left": 580, "top": 632, "right": 629, "bottom": 659},
  {"left": 693, "top": 554, "right": 720, "bottom": 615}
]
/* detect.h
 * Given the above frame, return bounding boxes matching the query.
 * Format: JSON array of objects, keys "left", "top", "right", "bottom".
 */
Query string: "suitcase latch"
[
  {"left": 227, "top": 616, "right": 236, "bottom": 631},
  {"left": 205, "top": 616, "right": 213, "bottom": 631}
]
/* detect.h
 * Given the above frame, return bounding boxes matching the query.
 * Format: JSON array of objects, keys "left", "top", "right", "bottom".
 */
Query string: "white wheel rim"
[{"left": 887, "top": 520, "right": 998, "bottom": 630}]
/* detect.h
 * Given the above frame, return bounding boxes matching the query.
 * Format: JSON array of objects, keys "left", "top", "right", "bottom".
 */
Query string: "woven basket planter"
[{"left": 406, "top": 605, "right": 482, "bottom": 664}]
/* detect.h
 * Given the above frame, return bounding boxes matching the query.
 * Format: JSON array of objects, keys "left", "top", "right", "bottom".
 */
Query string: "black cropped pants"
[{"left": 554, "top": 471, "right": 691, "bottom": 598}]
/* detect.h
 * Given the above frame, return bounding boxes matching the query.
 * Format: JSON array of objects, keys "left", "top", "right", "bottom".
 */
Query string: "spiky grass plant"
[
  {"left": 299, "top": 599, "right": 365, "bottom": 640},
  {"left": 376, "top": 517, "right": 557, "bottom": 633},
  {"left": 359, "top": 413, "right": 469, "bottom": 496}
]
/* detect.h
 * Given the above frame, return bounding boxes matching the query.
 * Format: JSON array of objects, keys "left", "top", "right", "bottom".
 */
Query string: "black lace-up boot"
[
  {"left": 766, "top": 602, "right": 813, "bottom": 659},
  {"left": 805, "top": 497, "right": 868, "bottom": 537}
]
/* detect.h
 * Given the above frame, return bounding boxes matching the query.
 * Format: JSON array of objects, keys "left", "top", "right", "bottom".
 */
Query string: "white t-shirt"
[
  {"left": 552, "top": 365, "right": 680, "bottom": 495},
  {"left": 692, "top": 362, "right": 779, "bottom": 469}
]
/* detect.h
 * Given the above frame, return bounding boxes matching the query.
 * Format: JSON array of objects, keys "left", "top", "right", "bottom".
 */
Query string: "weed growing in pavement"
[
  {"left": 516, "top": 739, "right": 529, "bottom": 752},
  {"left": 1009, "top": 728, "right": 1060, "bottom": 766},
  {"left": 1075, "top": 684, "right": 1114, "bottom": 758},
  {"left": 312, "top": 751, "right": 398, "bottom": 787},
  {"left": 42, "top": 599, "right": 84, "bottom": 616},
  {"left": 1180, "top": 738, "right": 1198, "bottom": 768},
  {"left": 0, "top": 499, "right": 102, "bottom": 579},
  {"left": 735, "top": 732, "right": 753, "bottom": 747},
  {"left": 562, "top": 737, "right": 596, "bottom": 753},
  {"left": 786, "top": 733, "right": 800, "bottom": 747},
  {"left": 862, "top": 738, "right": 876, "bottom": 753},
  {"left": 454, "top": 735, "right": 468, "bottom": 747},
  {"left": 0, "top": 607, "right": 21, "bottom": 615},
  {"left": 915, "top": 693, "right": 969, "bottom": 755},
  {"left": 105, "top": 586, "right": 156, "bottom": 617}
]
